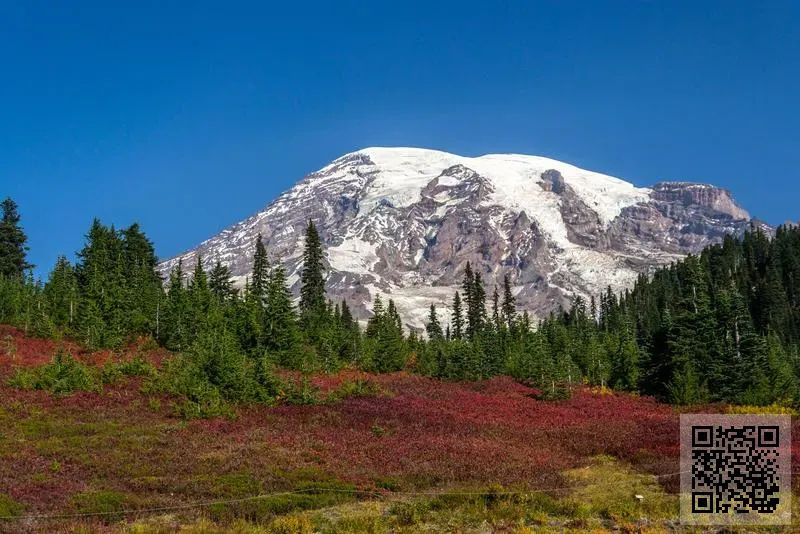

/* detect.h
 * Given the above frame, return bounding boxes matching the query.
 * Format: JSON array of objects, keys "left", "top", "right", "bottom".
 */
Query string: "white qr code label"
[{"left": 680, "top": 414, "right": 791, "bottom": 525}]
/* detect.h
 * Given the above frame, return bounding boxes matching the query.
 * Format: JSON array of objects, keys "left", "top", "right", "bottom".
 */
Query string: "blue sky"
[{"left": 2, "top": 1, "right": 798, "bottom": 277}]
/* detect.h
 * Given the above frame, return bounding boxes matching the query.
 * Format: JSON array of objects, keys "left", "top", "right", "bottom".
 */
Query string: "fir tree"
[
  {"left": 365, "top": 295, "right": 405, "bottom": 372},
  {"left": 161, "top": 260, "right": 189, "bottom": 351},
  {"left": 75, "top": 219, "right": 127, "bottom": 347},
  {"left": 463, "top": 267, "right": 487, "bottom": 341},
  {"left": 0, "top": 198, "right": 33, "bottom": 278},
  {"left": 451, "top": 291, "right": 464, "bottom": 340},
  {"left": 426, "top": 304, "right": 444, "bottom": 341},
  {"left": 188, "top": 255, "right": 213, "bottom": 338},
  {"left": 43, "top": 256, "right": 78, "bottom": 330},
  {"left": 121, "top": 223, "right": 162, "bottom": 335},
  {"left": 337, "top": 299, "right": 360, "bottom": 363},
  {"left": 299, "top": 220, "right": 327, "bottom": 340},
  {"left": 251, "top": 235, "right": 270, "bottom": 304},
  {"left": 263, "top": 261, "right": 299, "bottom": 361},
  {"left": 492, "top": 285, "right": 501, "bottom": 331},
  {"left": 461, "top": 263, "right": 475, "bottom": 338},
  {"left": 209, "top": 260, "right": 236, "bottom": 303},
  {"left": 501, "top": 273, "right": 516, "bottom": 328}
]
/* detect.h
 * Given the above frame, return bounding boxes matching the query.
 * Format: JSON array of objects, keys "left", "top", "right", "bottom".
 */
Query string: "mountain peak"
[{"left": 160, "top": 148, "right": 763, "bottom": 330}]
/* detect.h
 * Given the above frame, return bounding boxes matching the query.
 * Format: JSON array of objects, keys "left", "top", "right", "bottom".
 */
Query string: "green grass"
[
  {"left": 561, "top": 455, "right": 678, "bottom": 523},
  {"left": 70, "top": 490, "right": 136, "bottom": 522},
  {"left": 205, "top": 480, "right": 358, "bottom": 524},
  {"left": 0, "top": 493, "right": 23, "bottom": 520}
]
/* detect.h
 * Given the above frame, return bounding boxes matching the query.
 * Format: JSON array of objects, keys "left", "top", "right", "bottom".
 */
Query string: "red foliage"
[
  {"left": 190, "top": 375, "right": 682, "bottom": 490},
  {"left": 5, "top": 328, "right": 799, "bottom": 514},
  {"left": 0, "top": 326, "right": 168, "bottom": 378}
]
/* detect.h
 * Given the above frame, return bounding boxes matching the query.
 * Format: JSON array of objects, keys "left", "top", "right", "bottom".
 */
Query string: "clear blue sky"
[{"left": 2, "top": 1, "right": 798, "bottom": 277}]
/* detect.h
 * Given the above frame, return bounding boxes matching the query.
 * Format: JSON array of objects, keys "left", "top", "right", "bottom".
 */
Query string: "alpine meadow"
[
  {"left": 2, "top": 2, "right": 799, "bottom": 532},
  {"left": 2, "top": 189, "right": 800, "bottom": 531}
]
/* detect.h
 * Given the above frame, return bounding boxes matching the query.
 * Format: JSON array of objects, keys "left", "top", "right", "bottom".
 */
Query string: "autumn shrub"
[
  {"left": 727, "top": 403, "right": 797, "bottom": 415},
  {"left": 8, "top": 347, "right": 97, "bottom": 394},
  {"left": 149, "top": 328, "right": 281, "bottom": 418},
  {"left": 325, "top": 378, "right": 383, "bottom": 403},
  {"left": 589, "top": 385, "right": 614, "bottom": 397},
  {"left": 279, "top": 376, "right": 321, "bottom": 406},
  {"left": 534, "top": 383, "right": 573, "bottom": 401},
  {"left": 100, "top": 353, "right": 156, "bottom": 384},
  {"left": 137, "top": 335, "right": 160, "bottom": 353}
]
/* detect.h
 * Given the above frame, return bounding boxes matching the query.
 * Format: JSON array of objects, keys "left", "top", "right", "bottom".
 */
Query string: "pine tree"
[
  {"left": 609, "top": 317, "right": 640, "bottom": 391},
  {"left": 75, "top": 219, "right": 127, "bottom": 347},
  {"left": 0, "top": 198, "right": 33, "bottom": 278},
  {"left": 161, "top": 260, "right": 189, "bottom": 351},
  {"left": 492, "top": 285, "right": 501, "bottom": 331},
  {"left": 43, "top": 256, "right": 78, "bottom": 330},
  {"left": 337, "top": 299, "right": 360, "bottom": 363},
  {"left": 501, "top": 273, "right": 516, "bottom": 329},
  {"left": 340, "top": 299, "right": 354, "bottom": 330},
  {"left": 461, "top": 263, "right": 475, "bottom": 338},
  {"left": 188, "top": 255, "right": 213, "bottom": 338},
  {"left": 299, "top": 220, "right": 327, "bottom": 341},
  {"left": 121, "top": 223, "right": 162, "bottom": 335},
  {"left": 451, "top": 291, "right": 464, "bottom": 340},
  {"left": 209, "top": 260, "right": 236, "bottom": 303},
  {"left": 364, "top": 296, "right": 405, "bottom": 372},
  {"left": 472, "top": 271, "right": 486, "bottom": 332},
  {"left": 251, "top": 235, "right": 270, "bottom": 304},
  {"left": 263, "top": 261, "right": 299, "bottom": 362},
  {"left": 462, "top": 263, "right": 487, "bottom": 340},
  {"left": 426, "top": 304, "right": 443, "bottom": 341}
]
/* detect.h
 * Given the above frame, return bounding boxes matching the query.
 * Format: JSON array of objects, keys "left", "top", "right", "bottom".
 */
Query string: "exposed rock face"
[{"left": 159, "top": 147, "right": 765, "bottom": 330}]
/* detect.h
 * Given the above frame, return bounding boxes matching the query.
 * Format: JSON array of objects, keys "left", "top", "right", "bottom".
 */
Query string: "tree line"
[{"left": 1, "top": 196, "right": 799, "bottom": 406}]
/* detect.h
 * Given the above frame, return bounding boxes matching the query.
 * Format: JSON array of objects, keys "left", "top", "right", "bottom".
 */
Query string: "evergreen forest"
[{"left": 2, "top": 196, "right": 798, "bottom": 408}]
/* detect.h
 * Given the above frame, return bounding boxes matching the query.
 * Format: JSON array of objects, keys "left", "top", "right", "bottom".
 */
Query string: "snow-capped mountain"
[{"left": 160, "top": 147, "right": 762, "bottom": 330}]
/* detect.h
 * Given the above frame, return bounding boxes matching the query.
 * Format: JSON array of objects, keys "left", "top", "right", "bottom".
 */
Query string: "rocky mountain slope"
[{"left": 159, "top": 147, "right": 763, "bottom": 329}]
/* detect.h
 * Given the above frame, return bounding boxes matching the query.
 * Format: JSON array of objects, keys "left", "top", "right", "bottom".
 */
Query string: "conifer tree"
[
  {"left": 462, "top": 263, "right": 487, "bottom": 340},
  {"left": 501, "top": 273, "right": 516, "bottom": 329},
  {"left": 0, "top": 198, "right": 32, "bottom": 278},
  {"left": 337, "top": 299, "right": 360, "bottom": 362},
  {"left": 251, "top": 235, "right": 270, "bottom": 304},
  {"left": 365, "top": 295, "right": 405, "bottom": 372},
  {"left": 299, "top": 220, "right": 327, "bottom": 341},
  {"left": 492, "top": 285, "right": 501, "bottom": 331},
  {"left": 451, "top": 291, "right": 464, "bottom": 340},
  {"left": 426, "top": 304, "right": 444, "bottom": 341},
  {"left": 209, "top": 260, "right": 236, "bottom": 303},
  {"left": 44, "top": 256, "right": 78, "bottom": 330},
  {"left": 263, "top": 261, "right": 299, "bottom": 360},
  {"left": 161, "top": 260, "right": 189, "bottom": 351},
  {"left": 461, "top": 263, "right": 475, "bottom": 338},
  {"left": 608, "top": 316, "right": 639, "bottom": 391},
  {"left": 121, "top": 223, "right": 162, "bottom": 335},
  {"left": 188, "top": 255, "right": 213, "bottom": 338},
  {"left": 75, "top": 219, "right": 127, "bottom": 347},
  {"left": 466, "top": 269, "right": 487, "bottom": 340}
]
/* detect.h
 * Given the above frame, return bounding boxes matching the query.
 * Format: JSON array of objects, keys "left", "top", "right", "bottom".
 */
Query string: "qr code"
[{"left": 680, "top": 414, "right": 791, "bottom": 526}]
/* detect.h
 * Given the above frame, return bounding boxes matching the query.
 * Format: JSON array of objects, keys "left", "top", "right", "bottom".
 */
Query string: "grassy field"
[{"left": 0, "top": 325, "right": 796, "bottom": 533}]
